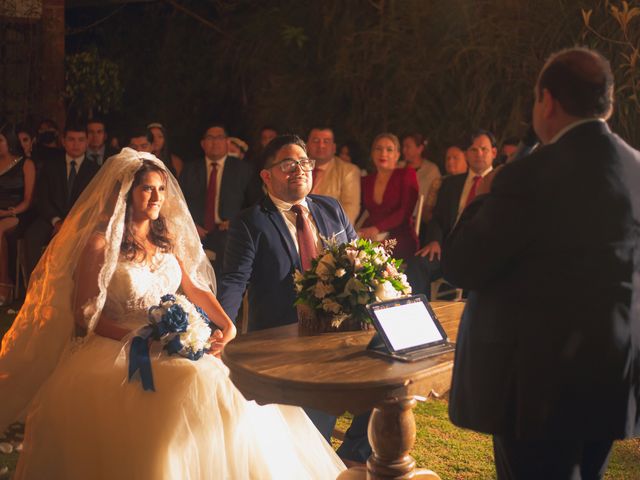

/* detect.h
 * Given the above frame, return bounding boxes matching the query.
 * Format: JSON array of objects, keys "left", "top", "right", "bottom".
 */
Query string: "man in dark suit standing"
[
  {"left": 406, "top": 130, "right": 496, "bottom": 297},
  {"left": 443, "top": 47, "right": 640, "bottom": 479},
  {"left": 218, "top": 135, "right": 370, "bottom": 465},
  {"left": 179, "top": 123, "right": 259, "bottom": 275},
  {"left": 24, "top": 122, "right": 100, "bottom": 279}
]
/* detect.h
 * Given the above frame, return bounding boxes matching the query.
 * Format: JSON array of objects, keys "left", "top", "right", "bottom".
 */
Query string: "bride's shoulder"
[
  {"left": 84, "top": 232, "right": 107, "bottom": 254},
  {"left": 86, "top": 232, "right": 107, "bottom": 250}
]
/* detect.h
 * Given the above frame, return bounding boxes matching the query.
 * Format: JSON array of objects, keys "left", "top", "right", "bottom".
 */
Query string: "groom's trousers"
[{"left": 305, "top": 408, "right": 372, "bottom": 463}]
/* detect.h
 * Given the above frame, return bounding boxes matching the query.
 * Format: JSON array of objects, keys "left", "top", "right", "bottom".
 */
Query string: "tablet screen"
[{"left": 373, "top": 299, "right": 445, "bottom": 351}]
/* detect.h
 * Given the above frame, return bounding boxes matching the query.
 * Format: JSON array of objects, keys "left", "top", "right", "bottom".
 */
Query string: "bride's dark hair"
[{"left": 121, "top": 160, "right": 173, "bottom": 261}]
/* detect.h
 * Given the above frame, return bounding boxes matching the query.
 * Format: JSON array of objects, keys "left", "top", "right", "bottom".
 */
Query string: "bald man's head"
[{"left": 536, "top": 47, "right": 614, "bottom": 119}]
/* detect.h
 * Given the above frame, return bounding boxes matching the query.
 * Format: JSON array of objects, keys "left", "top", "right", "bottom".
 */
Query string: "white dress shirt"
[
  {"left": 269, "top": 194, "right": 323, "bottom": 254},
  {"left": 457, "top": 165, "right": 493, "bottom": 218}
]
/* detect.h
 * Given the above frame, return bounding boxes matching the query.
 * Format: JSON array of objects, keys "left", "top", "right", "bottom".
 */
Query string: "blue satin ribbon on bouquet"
[{"left": 128, "top": 326, "right": 156, "bottom": 392}]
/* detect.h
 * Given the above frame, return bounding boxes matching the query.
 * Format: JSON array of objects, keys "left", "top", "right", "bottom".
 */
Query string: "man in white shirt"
[{"left": 307, "top": 127, "right": 361, "bottom": 224}]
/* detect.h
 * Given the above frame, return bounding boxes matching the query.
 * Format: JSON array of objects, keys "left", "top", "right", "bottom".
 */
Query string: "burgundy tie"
[
  {"left": 204, "top": 162, "right": 218, "bottom": 231},
  {"left": 291, "top": 204, "right": 318, "bottom": 271},
  {"left": 465, "top": 175, "right": 483, "bottom": 208}
]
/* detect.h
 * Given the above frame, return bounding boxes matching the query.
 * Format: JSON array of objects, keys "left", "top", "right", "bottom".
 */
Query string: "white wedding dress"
[{"left": 15, "top": 252, "right": 345, "bottom": 480}]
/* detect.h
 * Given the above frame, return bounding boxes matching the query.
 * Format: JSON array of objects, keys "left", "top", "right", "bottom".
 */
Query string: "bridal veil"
[{"left": 0, "top": 148, "right": 216, "bottom": 431}]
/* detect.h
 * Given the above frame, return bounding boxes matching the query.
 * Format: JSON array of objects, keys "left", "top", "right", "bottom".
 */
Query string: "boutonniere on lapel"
[{"left": 294, "top": 238, "right": 412, "bottom": 335}]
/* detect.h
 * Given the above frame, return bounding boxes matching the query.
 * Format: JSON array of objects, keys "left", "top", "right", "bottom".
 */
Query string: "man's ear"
[
  {"left": 259, "top": 169, "right": 270, "bottom": 187},
  {"left": 541, "top": 88, "right": 555, "bottom": 119}
]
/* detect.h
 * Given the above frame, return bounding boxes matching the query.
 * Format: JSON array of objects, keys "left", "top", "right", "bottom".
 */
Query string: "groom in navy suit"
[{"left": 218, "top": 134, "right": 370, "bottom": 464}]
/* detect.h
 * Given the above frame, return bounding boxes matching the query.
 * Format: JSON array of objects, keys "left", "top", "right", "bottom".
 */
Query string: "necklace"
[{"left": 0, "top": 156, "right": 21, "bottom": 176}]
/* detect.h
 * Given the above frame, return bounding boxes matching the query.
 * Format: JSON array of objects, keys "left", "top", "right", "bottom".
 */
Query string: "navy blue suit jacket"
[
  {"left": 443, "top": 121, "right": 640, "bottom": 440},
  {"left": 218, "top": 194, "right": 357, "bottom": 332}
]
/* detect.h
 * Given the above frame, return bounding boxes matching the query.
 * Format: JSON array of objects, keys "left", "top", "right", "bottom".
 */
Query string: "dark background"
[{"left": 3, "top": 0, "right": 639, "bottom": 168}]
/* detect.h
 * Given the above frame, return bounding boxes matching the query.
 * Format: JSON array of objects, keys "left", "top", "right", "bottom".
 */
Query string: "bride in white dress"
[{"left": 0, "top": 149, "right": 345, "bottom": 479}]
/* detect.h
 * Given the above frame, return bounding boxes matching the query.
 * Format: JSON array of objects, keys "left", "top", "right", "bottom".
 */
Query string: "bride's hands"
[{"left": 208, "top": 323, "right": 237, "bottom": 358}]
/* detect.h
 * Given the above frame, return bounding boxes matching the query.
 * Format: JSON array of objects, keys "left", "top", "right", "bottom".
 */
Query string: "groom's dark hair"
[{"left": 261, "top": 134, "right": 307, "bottom": 170}]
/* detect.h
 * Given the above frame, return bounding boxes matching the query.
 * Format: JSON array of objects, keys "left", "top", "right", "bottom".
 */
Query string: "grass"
[{"left": 2, "top": 304, "right": 640, "bottom": 479}]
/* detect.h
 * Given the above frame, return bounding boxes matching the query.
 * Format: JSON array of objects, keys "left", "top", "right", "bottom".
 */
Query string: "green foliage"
[
  {"left": 333, "top": 399, "right": 640, "bottom": 480},
  {"left": 67, "top": 0, "right": 640, "bottom": 159},
  {"left": 581, "top": 0, "right": 640, "bottom": 147},
  {"left": 64, "top": 46, "right": 123, "bottom": 119}
]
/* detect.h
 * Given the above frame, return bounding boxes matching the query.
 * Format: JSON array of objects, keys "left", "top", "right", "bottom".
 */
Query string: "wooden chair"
[
  {"left": 414, "top": 194, "right": 425, "bottom": 237},
  {"left": 240, "top": 290, "right": 249, "bottom": 334},
  {"left": 430, "top": 278, "right": 463, "bottom": 302}
]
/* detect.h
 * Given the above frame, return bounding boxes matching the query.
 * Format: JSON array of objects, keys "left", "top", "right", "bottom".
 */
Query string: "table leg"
[
  {"left": 336, "top": 395, "right": 441, "bottom": 479},
  {"left": 368, "top": 396, "right": 441, "bottom": 480}
]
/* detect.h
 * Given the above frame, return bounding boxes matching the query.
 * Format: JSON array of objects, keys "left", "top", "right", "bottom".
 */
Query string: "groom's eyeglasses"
[{"left": 272, "top": 158, "right": 316, "bottom": 173}]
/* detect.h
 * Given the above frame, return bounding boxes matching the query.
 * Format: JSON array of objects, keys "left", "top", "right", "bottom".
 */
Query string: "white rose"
[
  {"left": 313, "top": 281, "right": 335, "bottom": 299},
  {"left": 375, "top": 280, "right": 401, "bottom": 301},
  {"left": 180, "top": 318, "right": 212, "bottom": 351}
]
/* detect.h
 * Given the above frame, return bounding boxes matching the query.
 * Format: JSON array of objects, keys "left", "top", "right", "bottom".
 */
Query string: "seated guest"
[
  {"left": 424, "top": 143, "right": 468, "bottom": 223},
  {"left": 31, "top": 118, "right": 63, "bottom": 171},
  {"left": 127, "top": 127, "right": 154, "bottom": 153},
  {"left": 147, "top": 122, "right": 184, "bottom": 177},
  {"left": 402, "top": 133, "right": 441, "bottom": 227},
  {"left": 444, "top": 143, "right": 468, "bottom": 175},
  {"left": 307, "top": 126, "right": 361, "bottom": 224},
  {"left": 227, "top": 137, "right": 248, "bottom": 160},
  {"left": 338, "top": 141, "right": 369, "bottom": 177},
  {"left": 246, "top": 125, "right": 278, "bottom": 171},
  {"left": 16, "top": 124, "right": 35, "bottom": 158},
  {"left": 406, "top": 130, "right": 496, "bottom": 297},
  {"left": 179, "top": 123, "right": 260, "bottom": 275},
  {"left": 359, "top": 133, "right": 419, "bottom": 261},
  {"left": 495, "top": 136, "right": 519, "bottom": 166},
  {"left": 86, "top": 117, "right": 118, "bottom": 166},
  {"left": 0, "top": 124, "right": 36, "bottom": 303},
  {"left": 24, "top": 122, "right": 100, "bottom": 280},
  {"left": 218, "top": 135, "right": 370, "bottom": 464}
]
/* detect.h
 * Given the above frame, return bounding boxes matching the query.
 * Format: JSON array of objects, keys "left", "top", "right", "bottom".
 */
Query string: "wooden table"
[{"left": 222, "top": 301, "right": 464, "bottom": 480}]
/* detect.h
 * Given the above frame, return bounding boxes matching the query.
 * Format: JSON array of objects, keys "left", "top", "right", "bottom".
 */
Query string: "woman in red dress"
[{"left": 359, "top": 133, "right": 419, "bottom": 261}]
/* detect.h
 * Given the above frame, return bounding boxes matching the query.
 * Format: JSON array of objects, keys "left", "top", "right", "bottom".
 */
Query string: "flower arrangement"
[
  {"left": 294, "top": 238, "right": 411, "bottom": 332},
  {"left": 147, "top": 294, "right": 214, "bottom": 360},
  {"left": 129, "top": 294, "right": 214, "bottom": 391}
]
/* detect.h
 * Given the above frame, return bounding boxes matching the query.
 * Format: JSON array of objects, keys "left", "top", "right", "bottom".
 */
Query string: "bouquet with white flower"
[
  {"left": 128, "top": 294, "right": 215, "bottom": 391},
  {"left": 294, "top": 238, "right": 411, "bottom": 333},
  {"left": 147, "top": 294, "right": 214, "bottom": 360}
]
